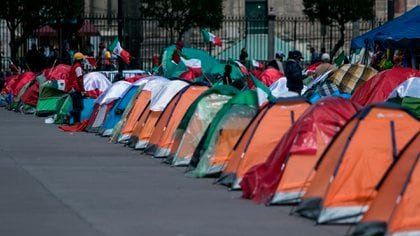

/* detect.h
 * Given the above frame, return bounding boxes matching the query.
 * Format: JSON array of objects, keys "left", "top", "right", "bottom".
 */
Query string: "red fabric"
[
  {"left": 84, "top": 88, "right": 101, "bottom": 98},
  {"left": 126, "top": 74, "right": 148, "bottom": 83},
  {"left": 10, "top": 72, "right": 37, "bottom": 97},
  {"left": 2, "top": 75, "right": 19, "bottom": 94},
  {"left": 179, "top": 70, "right": 196, "bottom": 81},
  {"left": 68, "top": 62, "right": 84, "bottom": 92},
  {"left": 258, "top": 68, "right": 284, "bottom": 87},
  {"left": 351, "top": 67, "right": 420, "bottom": 106},
  {"left": 305, "top": 62, "right": 322, "bottom": 76},
  {"left": 43, "top": 64, "right": 71, "bottom": 81},
  {"left": 85, "top": 57, "right": 97, "bottom": 68},
  {"left": 240, "top": 96, "right": 361, "bottom": 204},
  {"left": 59, "top": 119, "right": 89, "bottom": 132},
  {"left": 171, "top": 42, "right": 183, "bottom": 64},
  {"left": 20, "top": 80, "right": 40, "bottom": 106}
]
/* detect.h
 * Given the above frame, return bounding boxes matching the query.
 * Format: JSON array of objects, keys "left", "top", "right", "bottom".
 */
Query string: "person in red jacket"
[{"left": 67, "top": 52, "right": 86, "bottom": 124}]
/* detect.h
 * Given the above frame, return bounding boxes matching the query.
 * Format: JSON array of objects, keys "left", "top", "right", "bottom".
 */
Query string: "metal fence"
[{"left": 0, "top": 15, "right": 384, "bottom": 72}]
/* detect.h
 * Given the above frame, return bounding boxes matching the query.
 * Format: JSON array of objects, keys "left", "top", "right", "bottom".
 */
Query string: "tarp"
[
  {"left": 83, "top": 72, "right": 112, "bottom": 98},
  {"left": 327, "top": 64, "right": 377, "bottom": 94},
  {"left": 149, "top": 80, "right": 189, "bottom": 111},
  {"left": 351, "top": 6, "right": 420, "bottom": 49},
  {"left": 95, "top": 81, "right": 132, "bottom": 105}
]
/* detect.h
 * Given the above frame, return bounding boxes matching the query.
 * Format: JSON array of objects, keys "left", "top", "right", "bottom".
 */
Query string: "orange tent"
[
  {"left": 168, "top": 85, "right": 239, "bottom": 166},
  {"left": 118, "top": 77, "right": 169, "bottom": 143},
  {"left": 353, "top": 132, "right": 419, "bottom": 236},
  {"left": 296, "top": 104, "right": 419, "bottom": 224},
  {"left": 118, "top": 89, "right": 151, "bottom": 143},
  {"left": 145, "top": 84, "right": 209, "bottom": 157},
  {"left": 240, "top": 97, "right": 360, "bottom": 204},
  {"left": 126, "top": 80, "right": 190, "bottom": 149},
  {"left": 217, "top": 97, "right": 310, "bottom": 189}
]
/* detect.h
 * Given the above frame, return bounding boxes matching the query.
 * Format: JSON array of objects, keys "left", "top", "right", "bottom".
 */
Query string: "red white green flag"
[
  {"left": 250, "top": 74, "right": 276, "bottom": 108},
  {"left": 200, "top": 28, "right": 222, "bottom": 47},
  {"left": 180, "top": 56, "right": 202, "bottom": 77},
  {"left": 108, "top": 37, "right": 131, "bottom": 65},
  {"left": 252, "top": 59, "right": 264, "bottom": 69},
  {"left": 233, "top": 60, "right": 249, "bottom": 75}
]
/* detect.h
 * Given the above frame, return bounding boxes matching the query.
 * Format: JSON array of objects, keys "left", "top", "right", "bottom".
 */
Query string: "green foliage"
[
  {"left": 0, "top": 0, "right": 84, "bottom": 60},
  {"left": 302, "top": 0, "right": 374, "bottom": 26},
  {"left": 302, "top": 0, "right": 374, "bottom": 56},
  {"left": 140, "top": 0, "right": 223, "bottom": 42}
]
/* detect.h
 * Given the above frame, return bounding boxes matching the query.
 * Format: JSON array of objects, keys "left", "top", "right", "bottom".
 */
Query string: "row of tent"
[{"left": 1, "top": 47, "right": 419, "bottom": 235}]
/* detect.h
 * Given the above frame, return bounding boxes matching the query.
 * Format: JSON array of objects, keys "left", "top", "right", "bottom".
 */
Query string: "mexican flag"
[
  {"left": 201, "top": 28, "right": 222, "bottom": 47},
  {"left": 250, "top": 74, "right": 276, "bottom": 107},
  {"left": 233, "top": 60, "right": 249, "bottom": 75},
  {"left": 180, "top": 56, "right": 202, "bottom": 77},
  {"left": 108, "top": 37, "right": 131, "bottom": 65},
  {"left": 334, "top": 51, "right": 346, "bottom": 66},
  {"left": 252, "top": 59, "right": 264, "bottom": 69}
]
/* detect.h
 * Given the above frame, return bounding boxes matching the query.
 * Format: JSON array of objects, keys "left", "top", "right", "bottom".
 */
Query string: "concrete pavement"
[{"left": 0, "top": 108, "right": 347, "bottom": 236}]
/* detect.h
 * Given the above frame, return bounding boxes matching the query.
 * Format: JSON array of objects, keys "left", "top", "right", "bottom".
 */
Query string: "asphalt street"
[{"left": 0, "top": 108, "right": 347, "bottom": 236}]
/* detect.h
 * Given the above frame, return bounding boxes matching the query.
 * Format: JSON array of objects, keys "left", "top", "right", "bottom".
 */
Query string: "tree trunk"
[
  {"left": 331, "top": 23, "right": 345, "bottom": 58},
  {"left": 169, "top": 28, "right": 175, "bottom": 44},
  {"left": 8, "top": 26, "right": 18, "bottom": 63},
  {"left": 177, "top": 30, "right": 184, "bottom": 43}
]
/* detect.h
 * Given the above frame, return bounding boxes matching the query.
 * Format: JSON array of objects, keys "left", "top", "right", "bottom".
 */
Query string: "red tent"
[
  {"left": 351, "top": 67, "right": 420, "bottom": 106},
  {"left": 241, "top": 97, "right": 360, "bottom": 204}
]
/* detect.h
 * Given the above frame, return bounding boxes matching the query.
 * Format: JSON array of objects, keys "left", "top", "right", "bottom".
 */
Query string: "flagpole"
[{"left": 117, "top": 0, "right": 124, "bottom": 77}]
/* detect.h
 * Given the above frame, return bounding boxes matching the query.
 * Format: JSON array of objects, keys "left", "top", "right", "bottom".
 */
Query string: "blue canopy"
[{"left": 351, "top": 6, "right": 420, "bottom": 49}]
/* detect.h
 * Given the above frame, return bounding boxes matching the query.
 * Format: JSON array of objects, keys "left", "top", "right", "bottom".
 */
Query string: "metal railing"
[{"left": 0, "top": 15, "right": 384, "bottom": 73}]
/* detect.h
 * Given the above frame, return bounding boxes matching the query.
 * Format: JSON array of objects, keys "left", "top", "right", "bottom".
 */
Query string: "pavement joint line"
[{"left": 0, "top": 147, "right": 107, "bottom": 236}]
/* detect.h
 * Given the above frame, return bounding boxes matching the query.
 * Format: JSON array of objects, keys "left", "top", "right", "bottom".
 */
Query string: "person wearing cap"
[
  {"left": 284, "top": 50, "right": 304, "bottom": 95},
  {"left": 313, "top": 53, "right": 335, "bottom": 78},
  {"left": 67, "top": 52, "right": 86, "bottom": 124},
  {"left": 267, "top": 50, "right": 285, "bottom": 74}
]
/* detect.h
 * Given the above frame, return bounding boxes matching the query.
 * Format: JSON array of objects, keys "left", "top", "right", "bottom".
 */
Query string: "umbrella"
[
  {"left": 33, "top": 25, "right": 56, "bottom": 37},
  {"left": 78, "top": 21, "right": 100, "bottom": 36}
]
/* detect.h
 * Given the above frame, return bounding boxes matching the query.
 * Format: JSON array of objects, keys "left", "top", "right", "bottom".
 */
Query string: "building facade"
[{"left": 222, "top": 0, "right": 419, "bottom": 18}]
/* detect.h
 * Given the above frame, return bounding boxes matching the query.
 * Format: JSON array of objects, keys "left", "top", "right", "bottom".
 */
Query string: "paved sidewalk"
[{"left": 0, "top": 108, "right": 347, "bottom": 236}]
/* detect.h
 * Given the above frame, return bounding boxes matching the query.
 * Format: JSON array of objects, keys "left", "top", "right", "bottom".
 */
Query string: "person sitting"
[{"left": 313, "top": 53, "right": 335, "bottom": 78}]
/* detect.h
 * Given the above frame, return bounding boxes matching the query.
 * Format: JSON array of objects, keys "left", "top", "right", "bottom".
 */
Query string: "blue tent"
[
  {"left": 351, "top": 6, "right": 420, "bottom": 49},
  {"left": 99, "top": 84, "right": 140, "bottom": 137}
]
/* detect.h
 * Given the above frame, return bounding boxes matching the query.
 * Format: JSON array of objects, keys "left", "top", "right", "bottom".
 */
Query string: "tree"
[
  {"left": 302, "top": 0, "right": 374, "bottom": 57},
  {"left": 140, "top": 0, "right": 223, "bottom": 43},
  {"left": 0, "top": 0, "right": 83, "bottom": 62}
]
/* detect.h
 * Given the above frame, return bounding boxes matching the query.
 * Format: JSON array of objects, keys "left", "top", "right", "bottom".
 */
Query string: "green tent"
[
  {"left": 36, "top": 79, "right": 68, "bottom": 116},
  {"left": 169, "top": 85, "right": 240, "bottom": 166},
  {"left": 187, "top": 90, "right": 259, "bottom": 177}
]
